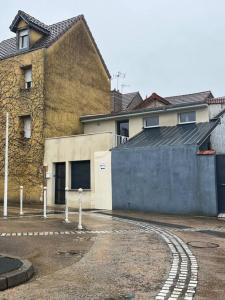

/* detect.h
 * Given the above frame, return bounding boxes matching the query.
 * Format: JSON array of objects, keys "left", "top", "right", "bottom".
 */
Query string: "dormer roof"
[
  {"left": 0, "top": 11, "right": 111, "bottom": 78},
  {"left": 10, "top": 10, "right": 50, "bottom": 35},
  {"left": 134, "top": 92, "right": 170, "bottom": 109}
]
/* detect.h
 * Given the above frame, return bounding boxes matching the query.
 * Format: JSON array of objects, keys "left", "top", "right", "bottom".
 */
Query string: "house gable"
[
  {"left": 134, "top": 92, "right": 170, "bottom": 110},
  {"left": 44, "top": 17, "right": 111, "bottom": 137}
]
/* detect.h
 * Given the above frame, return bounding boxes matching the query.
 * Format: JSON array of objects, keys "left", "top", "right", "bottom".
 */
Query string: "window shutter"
[
  {"left": 25, "top": 69, "right": 32, "bottom": 83},
  {"left": 24, "top": 117, "right": 32, "bottom": 138}
]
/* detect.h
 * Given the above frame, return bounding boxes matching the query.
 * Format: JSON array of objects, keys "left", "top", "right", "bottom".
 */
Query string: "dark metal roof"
[
  {"left": 164, "top": 91, "right": 213, "bottom": 105},
  {"left": 0, "top": 11, "right": 111, "bottom": 78},
  {"left": 115, "top": 122, "right": 219, "bottom": 149}
]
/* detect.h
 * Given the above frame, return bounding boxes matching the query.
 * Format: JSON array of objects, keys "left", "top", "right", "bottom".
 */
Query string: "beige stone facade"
[{"left": 0, "top": 12, "right": 111, "bottom": 202}]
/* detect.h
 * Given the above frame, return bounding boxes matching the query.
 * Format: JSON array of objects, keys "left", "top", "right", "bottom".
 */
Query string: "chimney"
[{"left": 111, "top": 89, "right": 122, "bottom": 112}]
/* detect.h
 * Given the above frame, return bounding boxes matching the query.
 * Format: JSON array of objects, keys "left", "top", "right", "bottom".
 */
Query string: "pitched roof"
[
  {"left": 121, "top": 92, "right": 141, "bottom": 110},
  {"left": 10, "top": 10, "right": 50, "bottom": 34},
  {"left": 0, "top": 11, "right": 111, "bottom": 78},
  {"left": 207, "top": 97, "right": 225, "bottom": 104},
  {"left": 115, "top": 121, "right": 218, "bottom": 149},
  {"left": 81, "top": 100, "right": 207, "bottom": 122},
  {"left": 134, "top": 92, "right": 170, "bottom": 109},
  {"left": 164, "top": 91, "right": 213, "bottom": 105},
  {"left": 0, "top": 16, "right": 81, "bottom": 60}
]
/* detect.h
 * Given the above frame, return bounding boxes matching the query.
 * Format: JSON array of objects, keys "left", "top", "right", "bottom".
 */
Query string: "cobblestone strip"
[
  {"left": 173, "top": 226, "right": 225, "bottom": 232},
  {"left": 108, "top": 216, "right": 198, "bottom": 300},
  {"left": 0, "top": 229, "right": 150, "bottom": 238}
]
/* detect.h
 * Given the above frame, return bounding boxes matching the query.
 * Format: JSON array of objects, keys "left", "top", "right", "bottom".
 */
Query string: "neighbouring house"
[
  {"left": 81, "top": 91, "right": 214, "bottom": 141},
  {"left": 0, "top": 10, "right": 111, "bottom": 202},
  {"left": 111, "top": 89, "right": 143, "bottom": 112},
  {"left": 78, "top": 90, "right": 225, "bottom": 215}
]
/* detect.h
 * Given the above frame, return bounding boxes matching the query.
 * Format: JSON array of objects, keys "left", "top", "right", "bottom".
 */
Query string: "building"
[
  {"left": 78, "top": 90, "right": 225, "bottom": 215},
  {"left": 111, "top": 89, "right": 143, "bottom": 112},
  {"left": 43, "top": 89, "right": 225, "bottom": 215},
  {"left": 81, "top": 91, "right": 214, "bottom": 139},
  {"left": 0, "top": 10, "right": 111, "bottom": 202}
]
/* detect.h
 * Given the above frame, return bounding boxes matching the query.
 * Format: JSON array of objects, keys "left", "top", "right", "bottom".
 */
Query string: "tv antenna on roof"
[{"left": 113, "top": 71, "right": 126, "bottom": 91}]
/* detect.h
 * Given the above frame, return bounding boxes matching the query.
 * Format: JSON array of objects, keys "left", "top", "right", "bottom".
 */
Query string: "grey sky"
[{"left": 1, "top": 0, "right": 225, "bottom": 98}]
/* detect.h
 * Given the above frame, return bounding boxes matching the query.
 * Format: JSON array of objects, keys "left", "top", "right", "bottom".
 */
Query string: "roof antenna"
[{"left": 112, "top": 71, "right": 126, "bottom": 91}]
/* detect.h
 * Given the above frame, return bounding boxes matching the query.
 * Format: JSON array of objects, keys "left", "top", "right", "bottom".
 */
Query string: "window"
[
  {"left": 24, "top": 67, "right": 32, "bottom": 89},
  {"left": 19, "top": 29, "right": 29, "bottom": 49},
  {"left": 117, "top": 120, "right": 129, "bottom": 137},
  {"left": 71, "top": 160, "right": 90, "bottom": 189},
  {"left": 20, "top": 115, "right": 32, "bottom": 138},
  {"left": 144, "top": 115, "right": 159, "bottom": 128},
  {"left": 179, "top": 111, "right": 196, "bottom": 124}
]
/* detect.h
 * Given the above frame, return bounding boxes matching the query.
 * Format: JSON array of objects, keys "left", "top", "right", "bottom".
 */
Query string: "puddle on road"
[
  {"left": 56, "top": 250, "right": 86, "bottom": 257},
  {"left": 187, "top": 240, "right": 219, "bottom": 248}
]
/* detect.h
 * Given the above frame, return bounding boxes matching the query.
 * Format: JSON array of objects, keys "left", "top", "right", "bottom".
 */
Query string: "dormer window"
[{"left": 19, "top": 29, "right": 29, "bottom": 49}]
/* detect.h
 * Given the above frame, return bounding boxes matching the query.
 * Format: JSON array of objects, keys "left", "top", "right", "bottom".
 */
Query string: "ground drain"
[{"left": 187, "top": 241, "right": 219, "bottom": 248}]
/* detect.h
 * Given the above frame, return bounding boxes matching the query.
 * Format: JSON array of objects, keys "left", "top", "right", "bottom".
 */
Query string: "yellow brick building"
[{"left": 0, "top": 10, "right": 111, "bottom": 202}]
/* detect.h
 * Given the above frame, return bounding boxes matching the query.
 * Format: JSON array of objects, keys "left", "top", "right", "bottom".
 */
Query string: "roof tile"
[{"left": 164, "top": 91, "right": 213, "bottom": 105}]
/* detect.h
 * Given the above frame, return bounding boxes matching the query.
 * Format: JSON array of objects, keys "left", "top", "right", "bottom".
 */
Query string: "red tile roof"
[{"left": 207, "top": 97, "right": 225, "bottom": 104}]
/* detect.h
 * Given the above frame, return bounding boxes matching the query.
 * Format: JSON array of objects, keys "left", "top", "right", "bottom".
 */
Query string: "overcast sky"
[{"left": 1, "top": 0, "right": 225, "bottom": 98}]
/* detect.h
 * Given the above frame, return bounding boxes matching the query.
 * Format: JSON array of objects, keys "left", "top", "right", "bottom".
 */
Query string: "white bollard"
[
  {"left": 78, "top": 188, "right": 83, "bottom": 230},
  {"left": 43, "top": 186, "right": 47, "bottom": 219},
  {"left": 65, "top": 187, "right": 70, "bottom": 223},
  {"left": 19, "top": 186, "right": 24, "bottom": 216},
  {"left": 40, "top": 185, "right": 43, "bottom": 202}
]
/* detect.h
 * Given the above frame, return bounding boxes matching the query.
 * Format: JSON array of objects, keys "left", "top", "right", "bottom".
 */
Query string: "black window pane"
[
  {"left": 117, "top": 120, "right": 129, "bottom": 137},
  {"left": 71, "top": 161, "right": 90, "bottom": 189}
]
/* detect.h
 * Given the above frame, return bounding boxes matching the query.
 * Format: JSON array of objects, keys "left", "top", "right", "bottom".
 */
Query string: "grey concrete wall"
[{"left": 112, "top": 146, "right": 218, "bottom": 216}]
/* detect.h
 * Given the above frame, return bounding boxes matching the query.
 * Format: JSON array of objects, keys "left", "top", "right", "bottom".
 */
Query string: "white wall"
[
  {"left": 44, "top": 132, "right": 113, "bottom": 209},
  {"left": 94, "top": 151, "right": 112, "bottom": 210},
  {"left": 209, "top": 104, "right": 225, "bottom": 119},
  {"left": 83, "top": 106, "right": 210, "bottom": 138}
]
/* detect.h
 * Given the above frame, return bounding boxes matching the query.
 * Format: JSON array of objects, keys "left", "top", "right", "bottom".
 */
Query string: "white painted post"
[
  {"left": 3, "top": 112, "right": 9, "bottom": 218},
  {"left": 43, "top": 186, "right": 47, "bottom": 219},
  {"left": 65, "top": 187, "right": 70, "bottom": 223},
  {"left": 78, "top": 188, "right": 83, "bottom": 230},
  {"left": 19, "top": 186, "right": 24, "bottom": 216},
  {"left": 40, "top": 185, "right": 43, "bottom": 202}
]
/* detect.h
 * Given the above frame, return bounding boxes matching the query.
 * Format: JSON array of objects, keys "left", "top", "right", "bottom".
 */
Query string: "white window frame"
[
  {"left": 19, "top": 29, "right": 29, "bottom": 50},
  {"left": 178, "top": 111, "right": 196, "bottom": 124},
  {"left": 143, "top": 115, "right": 160, "bottom": 128}
]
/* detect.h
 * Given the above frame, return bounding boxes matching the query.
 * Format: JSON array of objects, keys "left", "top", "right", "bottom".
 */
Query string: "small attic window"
[{"left": 19, "top": 29, "right": 29, "bottom": 49}]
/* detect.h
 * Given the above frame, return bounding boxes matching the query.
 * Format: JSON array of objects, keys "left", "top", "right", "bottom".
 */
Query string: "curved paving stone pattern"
[
  {"left": 0, "top": 213, "right": 198, "bottom": 299},
  {"left": 94, "top": 213, "right": 198, "bottom": 300}
]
